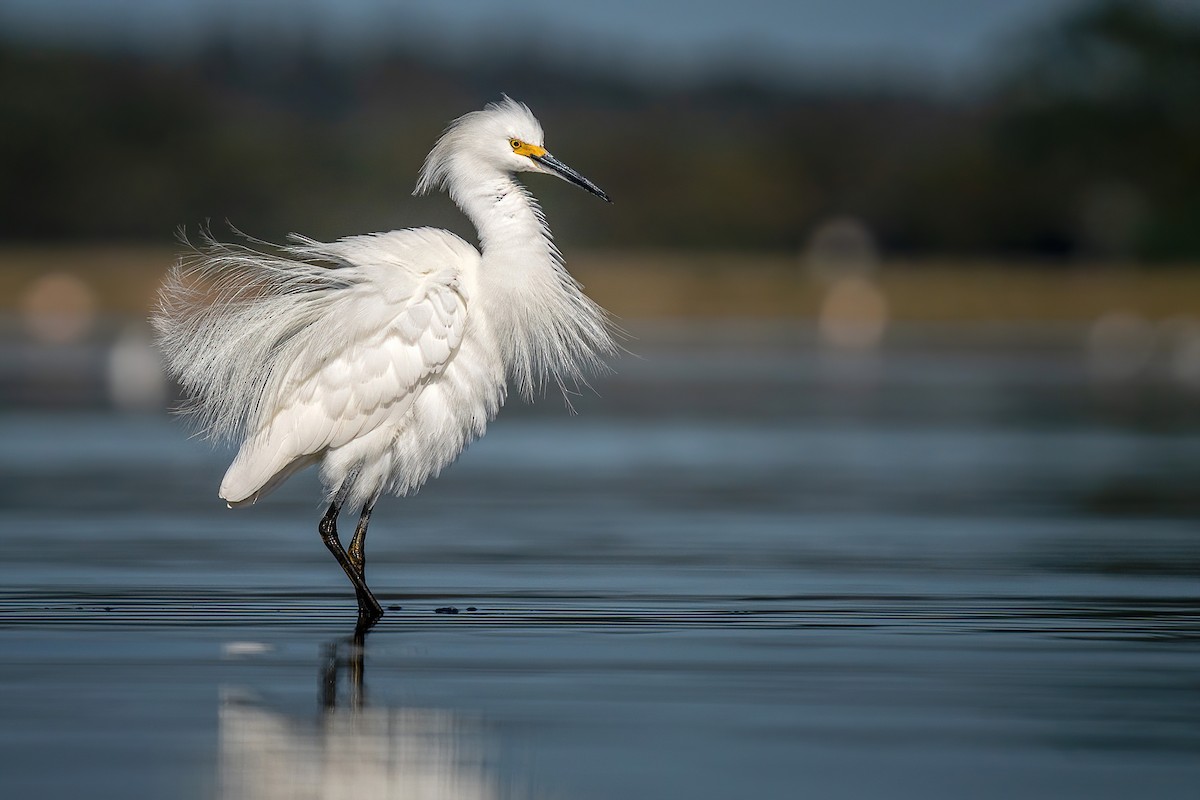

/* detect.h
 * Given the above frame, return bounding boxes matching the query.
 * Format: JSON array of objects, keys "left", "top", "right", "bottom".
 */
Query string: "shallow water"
[{"left": 1, "top": 328, "right": 1199, "bottom": 798}]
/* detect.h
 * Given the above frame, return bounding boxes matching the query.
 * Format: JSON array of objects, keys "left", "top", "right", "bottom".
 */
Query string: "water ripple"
[{"left": 2, "top": 590, "right": 1196, "bottom": 641}]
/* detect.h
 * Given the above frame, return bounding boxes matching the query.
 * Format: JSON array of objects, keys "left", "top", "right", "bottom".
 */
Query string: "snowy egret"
[{"left": 154, "top": 97, "right": 615, "bottom": 627}]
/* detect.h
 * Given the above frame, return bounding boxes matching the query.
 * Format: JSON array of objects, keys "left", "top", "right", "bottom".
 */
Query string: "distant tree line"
[{"left": 0, "top": 0, "right": 1196, "bottom": 262}]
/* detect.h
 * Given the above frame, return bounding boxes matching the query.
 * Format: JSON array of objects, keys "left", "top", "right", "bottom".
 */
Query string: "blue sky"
[{"left": 0, "top": 0, "right": 1187, "bottom": 90}]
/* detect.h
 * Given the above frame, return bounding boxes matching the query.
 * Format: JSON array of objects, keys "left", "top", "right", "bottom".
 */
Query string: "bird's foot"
[
  {"left": 355, "top": 608, "right": 382, "bottom": 634},
  {"left": 355, "top": 589, "right": 384, "bottom": 631}
]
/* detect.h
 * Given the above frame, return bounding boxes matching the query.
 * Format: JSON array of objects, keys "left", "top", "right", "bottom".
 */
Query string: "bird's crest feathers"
[{"left": 415, "top": 95, "right": 544, "bottom": 198}]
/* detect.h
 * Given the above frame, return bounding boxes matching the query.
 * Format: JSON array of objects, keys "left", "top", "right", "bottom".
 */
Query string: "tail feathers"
[{"left": 220, "top": 442, "right": 320, "bottom": 507}]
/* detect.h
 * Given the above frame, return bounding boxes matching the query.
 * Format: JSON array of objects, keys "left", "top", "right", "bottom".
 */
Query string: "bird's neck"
[
  {"left": 453, "top": 175, "right": 555, "bottom": 269},
  {"left": 446, "top": 170, "right": 613, "bottom": 400}
]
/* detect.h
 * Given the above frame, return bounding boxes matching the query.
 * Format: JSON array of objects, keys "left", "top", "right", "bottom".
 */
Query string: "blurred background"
[
  {"left": 3, "top": 3, "right": 1200, "bottom": 798},
  {"left": 3, "top": 0, "right": 1200, "bottom": 554},
  {"left": 2, "top": 0, "right": 1200, "bottom": 410},
  {"left": 3, "top": 0, "right": 1200, "bottom": 580}
]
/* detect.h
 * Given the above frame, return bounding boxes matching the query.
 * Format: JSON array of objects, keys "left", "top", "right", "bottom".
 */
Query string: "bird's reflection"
[
  {"left": 220, "top": 626, "right": 500, "bottom": 800},
  {"left": 320, "top": 624, "right": 368, "bottom": 712}
]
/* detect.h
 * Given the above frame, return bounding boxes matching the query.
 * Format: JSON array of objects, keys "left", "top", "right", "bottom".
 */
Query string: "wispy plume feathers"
[{"left": 152, "top": 227, "right": 362, "bottom": 442}]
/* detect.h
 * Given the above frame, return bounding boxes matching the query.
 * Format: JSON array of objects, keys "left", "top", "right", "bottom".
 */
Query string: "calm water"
[{"left": 1, "top": 325, "right": 1198, "bottom": 799}]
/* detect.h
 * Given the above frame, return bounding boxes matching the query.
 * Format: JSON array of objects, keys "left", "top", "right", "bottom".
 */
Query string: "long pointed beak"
[{"left": 532, "top": 152, "right": 611, "bottom": 203}]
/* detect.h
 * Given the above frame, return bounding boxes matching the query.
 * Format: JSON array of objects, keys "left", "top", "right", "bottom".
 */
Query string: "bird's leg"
[
  {"left": 347, "top": 503, "right": 373, "bottom": 580},
  {"left": 347, "top": 503, "right": 382, "bottom": 630},
  {"left": 318, "top": 500, "right": 384, "bottom": 626}
]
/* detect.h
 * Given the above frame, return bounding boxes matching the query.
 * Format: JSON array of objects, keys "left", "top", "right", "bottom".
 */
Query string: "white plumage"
[{"left": 154, "top": 97, "right": 615, "bottom": 626}]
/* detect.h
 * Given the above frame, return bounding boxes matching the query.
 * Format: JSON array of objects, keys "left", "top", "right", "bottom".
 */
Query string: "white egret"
[{"left": 154, "top": 97, "right": 615, "bottom": 627}]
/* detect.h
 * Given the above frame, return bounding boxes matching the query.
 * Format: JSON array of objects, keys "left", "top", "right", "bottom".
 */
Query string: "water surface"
[{"left": 1, "top": 327, "right": 1198, "bottom": 798}]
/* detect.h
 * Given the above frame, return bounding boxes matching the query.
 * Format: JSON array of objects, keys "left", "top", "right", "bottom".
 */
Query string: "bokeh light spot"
[{"left": 20, "top": 272, "right": 97, "bottom": 344}]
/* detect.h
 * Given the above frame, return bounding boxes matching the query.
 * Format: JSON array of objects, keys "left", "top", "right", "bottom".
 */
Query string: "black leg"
[
  {"left": 347, "top": 503, "right": 373, "bottom": 579},
  {"left": 318, "top": 499, "right": 384, "bottom": 626}
]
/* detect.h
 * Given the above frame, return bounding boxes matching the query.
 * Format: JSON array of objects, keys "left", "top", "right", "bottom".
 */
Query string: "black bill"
[{"left": 532, "top": 153, "right": 611, "bottom": 203}]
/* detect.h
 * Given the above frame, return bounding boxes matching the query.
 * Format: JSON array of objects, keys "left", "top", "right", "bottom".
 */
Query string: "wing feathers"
[{"left": 155, "top": 228, "right": 477, "bottom": 504}]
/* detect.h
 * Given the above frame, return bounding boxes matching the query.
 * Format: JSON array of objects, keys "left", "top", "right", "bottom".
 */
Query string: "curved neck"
[
  {"left": 438, "top": 161, "right": 613, "bottom": 400},
  {"left": 449, "top": 172, "right": 554, "bottom": 266}
]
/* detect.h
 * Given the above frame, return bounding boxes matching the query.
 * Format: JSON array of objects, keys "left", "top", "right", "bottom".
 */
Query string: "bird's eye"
[{"left": 510, "top": 139, "right": 522, "bottom": 150}]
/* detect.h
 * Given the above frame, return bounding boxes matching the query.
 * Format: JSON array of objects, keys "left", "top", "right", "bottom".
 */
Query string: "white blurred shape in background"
[
  {"left": 1160, "top": 315, "right": 1200, "bottom": 390},
  {"left": 817, "top": 277, "right": 890, "bottom": 351},
  {"left": 107, "top": 323, "right": 168, "bottom": 411},
  {"left": 803, "top": 216, "right": 890, "bottom": 352},
  {"left": 1086, "top": 311, "right": 1156, "bottom": 382},
  {"left": 804, "top": 216, "right": 879, "bottom": 285}
]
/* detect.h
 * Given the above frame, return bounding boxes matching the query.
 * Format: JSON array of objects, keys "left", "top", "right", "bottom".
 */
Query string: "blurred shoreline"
[
  {"left": 3, "top": 245, "right": 1200, "bottom": 322},
  {"left": 3, "top": 244, "right": 1199, "bottom": 417}
]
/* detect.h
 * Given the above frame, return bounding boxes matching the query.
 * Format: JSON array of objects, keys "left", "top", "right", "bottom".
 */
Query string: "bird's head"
[{"left": 415, "top": 96, "right": 610, "bottom": 203}]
